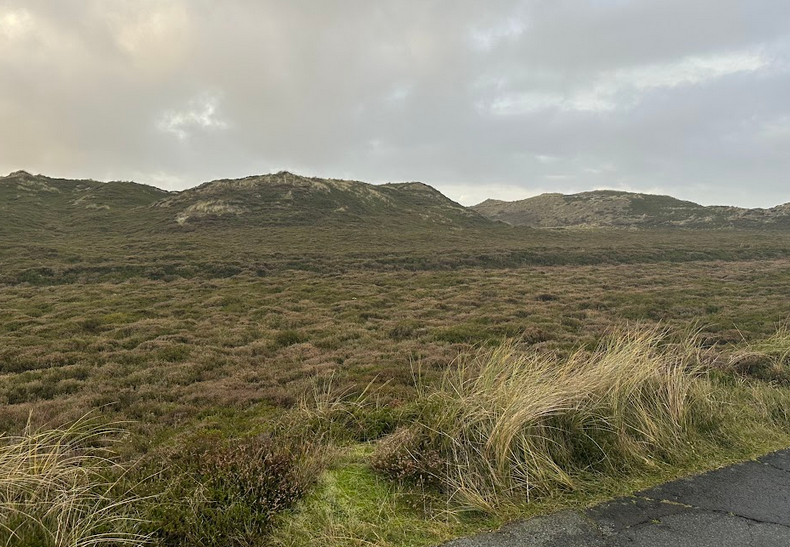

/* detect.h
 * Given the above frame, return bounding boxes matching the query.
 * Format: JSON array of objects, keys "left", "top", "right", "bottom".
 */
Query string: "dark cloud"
[{"left": 1, "top": 0, "right": 788, "bottom": 206}]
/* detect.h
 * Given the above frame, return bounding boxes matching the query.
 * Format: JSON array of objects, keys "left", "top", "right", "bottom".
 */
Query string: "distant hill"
[
  {"left": 0, "top": 170, "right": 488, "bottom": 236},
  {"left": 4, "top": 171, "right": 789, "bottom": 238},
  {"left": 472, "top": 190, "right": 790, "bottom": 229},
  {"left": 151, "top": 171, "right": 487, "bottom": 228},
  {"left": 0, "top": 170, "right": 170, "bottom": 235},
  {"left": 3, "top": 170, "right": 790, "bottom": 285}
]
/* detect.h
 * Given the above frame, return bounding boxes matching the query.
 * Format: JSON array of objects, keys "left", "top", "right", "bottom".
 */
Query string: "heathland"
[{"left": 2, "top": 170, "right": 790, "bottom": 547}]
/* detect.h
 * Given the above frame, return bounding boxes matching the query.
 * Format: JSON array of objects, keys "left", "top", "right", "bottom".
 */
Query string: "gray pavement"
[{"left": 444, "top": 449, "right": 790, "bottom": 546}]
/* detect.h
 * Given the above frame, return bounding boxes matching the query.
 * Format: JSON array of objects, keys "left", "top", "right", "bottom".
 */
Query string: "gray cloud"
[{"left": 1, "top": 0, "right": 788, "bottom": 207}]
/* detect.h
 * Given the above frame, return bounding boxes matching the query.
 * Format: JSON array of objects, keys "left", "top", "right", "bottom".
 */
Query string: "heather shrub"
[
  {"left": 146, "top": 432, "right": 321, "bottom": 547},
  {"left": 370, "top": 427, "right": 444, "bottom": 487}
]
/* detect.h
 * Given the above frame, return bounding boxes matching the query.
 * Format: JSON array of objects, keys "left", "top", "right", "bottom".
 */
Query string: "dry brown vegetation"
[
  {"left": 2, "top": 258, "right": 789, "bottom": 436},
  {"left": 2, "top": 213, "right": 790, "bottom": 545}
]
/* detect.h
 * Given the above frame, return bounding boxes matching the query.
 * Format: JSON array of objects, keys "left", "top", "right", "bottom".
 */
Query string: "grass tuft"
[
  {"left": 373, "top": 327, "right": 790, "bottom": 512},
  {"left": 727, "top": 326, "right": 790, "bottom": 383},
  {"left": 0, "top": 414, "right": 150, "bottom": 547}
]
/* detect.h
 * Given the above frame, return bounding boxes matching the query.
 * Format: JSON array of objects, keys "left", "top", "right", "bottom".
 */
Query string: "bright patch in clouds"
[
  {"left": 0, "top": 8, "right": 33, "bottom": 40},
  {"left": 535, "top": 154, "right": 561, "bottom": 164},
  {"left": 115, "top": 5, "right": 187, "bottom": 56},
  {"left": 622, "top": 51, "right": 768, "bottom": 90},
  {"left": 489, "top": 51, "right": 770, "bottom": 115},
  {"left": 100, "top": 1, "right": 191, "bottom": 72},
  {"left": 158, "top": 94, "right": 228, "bottom": 140}
]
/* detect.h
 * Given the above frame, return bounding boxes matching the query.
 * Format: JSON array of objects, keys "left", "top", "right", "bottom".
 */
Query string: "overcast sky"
[{"left": 1, "top": 1, "right": 789, "bottom": 207}]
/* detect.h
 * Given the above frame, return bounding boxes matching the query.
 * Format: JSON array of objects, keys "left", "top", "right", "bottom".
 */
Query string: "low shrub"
[
  {"left": 144, "top": 431, "right": 322, "bottom": 547},
  {"left": 370, "top": 427, "right": 444, "bottom": 487},
  {"left": 388, "top": 320, "right": 423, "bottom": 341},
  {"left": 274, "top": 330, "right": 307, "bottom": 348},
  {"left": 433, "top": 324, "right": 491, "bottom": 345}
]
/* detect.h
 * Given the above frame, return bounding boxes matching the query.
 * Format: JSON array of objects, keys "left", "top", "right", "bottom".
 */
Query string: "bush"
[
  {"left": 146, "top": 431, "right": 321, "bottom": 547},
  {"left": 370, "top": 427, "right": 444, "bottom": 487},
  {"left": 388, "top": 320, "right": 422, "bottom": 341},
  {"left": 433, "top": 324, "right": 489, "bottom": 344},
  {"left": 80, "top": 317, "right": 103, "bottom": 333},
  {"left": 274, "top": 330, "right": 307, "bottom": 348}
]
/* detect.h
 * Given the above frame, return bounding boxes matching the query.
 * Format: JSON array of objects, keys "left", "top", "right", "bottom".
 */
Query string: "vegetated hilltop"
[
  {"left": 0, "top": 170, "right": 170, "bottom": 235},
  {"left": 6, "top": 169, "right": 790, "bottom": 233},
  {"left": 153, "top": 171, "right": 489, "bottom": 229},
  {"left": 473, "top": 190, "right": 790, "bottom": 228},
  {"left": 5, "top": 169, "right": 790, "bottom": 286},
  {"left": 0, "top": 170, "right": 489, "bottom": 235}
]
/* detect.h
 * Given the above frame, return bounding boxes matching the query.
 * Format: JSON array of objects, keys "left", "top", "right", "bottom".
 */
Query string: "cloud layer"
[{"left": 1, "top": 0, "right": 788, "bottom": 206}]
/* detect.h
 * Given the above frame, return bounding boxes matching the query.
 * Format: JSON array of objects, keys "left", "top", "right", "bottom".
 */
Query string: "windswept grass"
[
  {"left": 0, "top": 415, "right": 150, "bottom": 547},
  {"left": 373, "top": 327, "right": 790, "bottom": 513},
  {"left": 727, "top": 326, "right": 790, "bottom": 383}
]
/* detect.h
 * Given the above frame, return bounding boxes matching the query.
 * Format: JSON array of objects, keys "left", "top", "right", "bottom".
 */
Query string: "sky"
[{"left": 1, "top": 1, "right": 789, "bottom": 207}]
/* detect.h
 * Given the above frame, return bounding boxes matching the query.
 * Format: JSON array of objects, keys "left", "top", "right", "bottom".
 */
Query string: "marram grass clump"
[
  {"left": 373, "top": 327, "right": 790, "bottom": 512},
  {"left": 727, "top": 326, "right": 790, "bottom": 383},
  {"left": 0, "top": 415, "right": 150, "bottom": 547}
]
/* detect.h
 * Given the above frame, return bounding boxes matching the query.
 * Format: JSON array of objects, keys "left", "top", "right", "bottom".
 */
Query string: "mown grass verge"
[{"left": 268, "top": 444, "right": 493, "bottom": 547}]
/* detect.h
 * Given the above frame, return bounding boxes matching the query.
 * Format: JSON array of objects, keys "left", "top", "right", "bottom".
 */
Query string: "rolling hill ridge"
[
  {"left": 0, "top": 170, "right": 170, "bottom": 235},
  {"left": 0, "top": 170, "right": 488, "bottom": 234},
  {"left": 3, "top": 170, "right": 790, "bottom": 286},
  {"left": 3, "top": 170, "right": 790, "bottom": 235},
  {"left": 473, "top": 190, "right": 790, "bottom": 229},
  {"left": 151, "top": 171, "right": 487, "bottom": 228}
]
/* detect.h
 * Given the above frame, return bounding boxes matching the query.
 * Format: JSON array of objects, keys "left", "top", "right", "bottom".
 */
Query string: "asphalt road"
[{"left": 444, "top": 449, "right": 790, "bottom": 546}]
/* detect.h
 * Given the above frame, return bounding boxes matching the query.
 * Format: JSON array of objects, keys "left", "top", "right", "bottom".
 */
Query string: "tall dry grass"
[
  {"left": 374, "top": 328, "right": 718, "bottom": 512},
  {"left": 0, "top": 415, "right": 150, "bottom": 547},
  {"left": 727, "top": 326, "right": 790, "bottom": 383}
]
